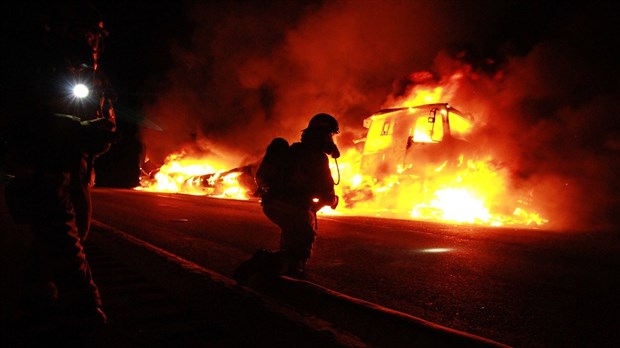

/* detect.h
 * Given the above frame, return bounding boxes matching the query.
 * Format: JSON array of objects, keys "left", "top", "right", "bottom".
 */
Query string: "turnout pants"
[{"left": 262, "top": 198, "right": 317, "bottom": 272}]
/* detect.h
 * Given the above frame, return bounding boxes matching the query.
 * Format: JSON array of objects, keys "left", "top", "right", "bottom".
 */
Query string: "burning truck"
[
  {"left": 358, "top": 103, "right": 474, "bottom": 178},
  {"left": 337, "top": 103, "right": 481, "bottom": 214},
  {"left": 333, "top": 102, "right": 545, "bottom": 226}
]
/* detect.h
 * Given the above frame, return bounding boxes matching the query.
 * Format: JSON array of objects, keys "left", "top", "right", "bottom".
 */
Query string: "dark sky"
[{"left": 2, "top": 0, "right": 619, "bottom": 230}]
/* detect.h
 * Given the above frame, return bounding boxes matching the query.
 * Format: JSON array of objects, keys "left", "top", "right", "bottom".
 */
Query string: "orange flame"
[
  {"left": 323, "top": 76, "right": 548, "bottom": 227},
  {"left": 136, "top": 142, "right": 547, "bottom": 227},
  {"left": 329, "top": 150, "right": 547, "bottom": 226},
  {"left": 136, "top": 153, "right": 254, "bottom": 200}
]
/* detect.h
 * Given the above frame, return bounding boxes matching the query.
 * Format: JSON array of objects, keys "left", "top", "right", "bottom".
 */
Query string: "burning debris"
[{"left": 137, "top": 154, "right": 257, "bottom": 200}]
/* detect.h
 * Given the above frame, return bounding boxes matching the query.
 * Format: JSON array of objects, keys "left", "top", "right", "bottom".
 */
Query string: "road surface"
[{"left": 91, "top": 188, "right": 620, "bottom": 347}]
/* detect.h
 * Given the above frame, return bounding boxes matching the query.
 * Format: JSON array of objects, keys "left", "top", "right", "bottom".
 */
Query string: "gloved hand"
[
  {"left": 311, "top": 194, "right": 339, "bottom": 211},
  {"left": 80, "top": 118, "right": 119, "bottom": 155},
  {"left": 81, "top": 117, "right": 116, "bottom": 132}
]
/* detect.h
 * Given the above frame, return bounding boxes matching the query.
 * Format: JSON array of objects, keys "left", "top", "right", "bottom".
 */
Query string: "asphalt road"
[
  {"left": 1, "top": 184, "right": 500, "bottom": 347},
  {"left": 91, "top": 188, "right": 620, "bottom": 347}
]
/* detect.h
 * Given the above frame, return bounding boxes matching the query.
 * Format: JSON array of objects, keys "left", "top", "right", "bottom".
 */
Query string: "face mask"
[{"left": 323, "top": 137, "right": 340, "bottom": 159}]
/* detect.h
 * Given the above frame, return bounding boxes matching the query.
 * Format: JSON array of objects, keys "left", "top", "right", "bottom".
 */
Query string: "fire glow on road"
[{"left": 419, "top": 248, "right": 453, "bottom": 253}]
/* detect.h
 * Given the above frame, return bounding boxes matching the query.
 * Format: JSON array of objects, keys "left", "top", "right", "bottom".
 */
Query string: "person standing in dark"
[
  {"left": 234, "top": 113, "right": 340, "bottom": 283},
  {"left": 2, "top": 2, "right": 117, "bottom": 328}
]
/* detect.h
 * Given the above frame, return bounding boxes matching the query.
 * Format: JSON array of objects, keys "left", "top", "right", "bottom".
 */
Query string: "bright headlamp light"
[{"left": 72, "top": 83, "right": 90, "bottom": 98}]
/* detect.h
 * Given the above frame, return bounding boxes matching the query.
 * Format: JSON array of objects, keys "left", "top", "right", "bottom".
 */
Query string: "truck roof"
[{"left": 370, "top": 103, "right": 473, "bottom": 121}]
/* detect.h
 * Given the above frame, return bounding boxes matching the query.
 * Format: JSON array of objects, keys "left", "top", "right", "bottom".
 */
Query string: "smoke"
[
  {"left": 140, "top": 0, "right": 619, "bottom": 231},
  {"left": 440, "top": 3, "right": 620, "bottom": 231},
  {"left": 141, "top": 0, "right": 489, "bottom": 163}
]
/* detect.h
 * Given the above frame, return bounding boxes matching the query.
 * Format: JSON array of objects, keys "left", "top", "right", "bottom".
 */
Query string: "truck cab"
[{"left": 359, "top": 103, "right": 474, "bottom": 178}]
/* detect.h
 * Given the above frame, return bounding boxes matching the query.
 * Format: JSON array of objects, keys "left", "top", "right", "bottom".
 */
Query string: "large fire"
[
  {"left": 328, "top": 148, "right": 547, "bottom": 226},
  {"left": 137, "top": 78, "right": 548, "bottom": 228},
  {"left": 136, "top": 145, "right": 547, "bottom": 227},
  {"left": 136, "top": 153, "right": 254, "bottom": 200}
]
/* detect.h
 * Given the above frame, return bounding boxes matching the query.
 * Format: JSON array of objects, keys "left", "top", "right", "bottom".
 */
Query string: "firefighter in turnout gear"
[
  {"left": 2, "top": 2, "right": 117, "bottom": 328},
  {"left": 234, "top": 113, "right": 340, "bottom": 283}
]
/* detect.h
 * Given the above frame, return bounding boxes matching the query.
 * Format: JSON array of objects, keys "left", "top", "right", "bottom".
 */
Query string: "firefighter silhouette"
[
  {"left": 2, "top": 2, "right": 117, "bottom": 328},
  {"left": 234, "top": 113, "right": 340, "bottom": 283}
]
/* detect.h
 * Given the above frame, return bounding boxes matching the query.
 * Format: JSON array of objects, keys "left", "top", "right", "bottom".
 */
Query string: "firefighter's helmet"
[
  {"left": 43, "top": 2, "right": 109, "bottom": 68},
  {"left": 305, "top": 113, "right": 339, "bottom": 134}
]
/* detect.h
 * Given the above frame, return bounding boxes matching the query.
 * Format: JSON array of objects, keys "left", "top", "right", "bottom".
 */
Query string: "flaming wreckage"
[
  {"left": 358, "top": 103, "right": 473, "bottom": 177},
  {"left": 140, "top": 102, "right": 547, "bottom": 225},
  {"left": 142, "top": 103, "right": 474, "bottom": 201}
]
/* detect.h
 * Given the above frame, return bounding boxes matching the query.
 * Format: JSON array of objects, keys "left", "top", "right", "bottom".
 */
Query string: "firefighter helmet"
[
  {"left": 305, "top": 113, "right": 339, "bottom": 134},
  {"left": 43, "top": 2, "right": 109, "bottom": 68}
]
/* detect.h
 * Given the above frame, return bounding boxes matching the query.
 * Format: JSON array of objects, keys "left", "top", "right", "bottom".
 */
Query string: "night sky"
[{"left": 2, "top": 0, "right": 619, "bottom": 230}]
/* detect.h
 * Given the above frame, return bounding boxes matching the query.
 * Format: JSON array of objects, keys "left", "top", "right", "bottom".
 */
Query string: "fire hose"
[{"left": 333, "top": 157, "right": 340, "bottom": 185}]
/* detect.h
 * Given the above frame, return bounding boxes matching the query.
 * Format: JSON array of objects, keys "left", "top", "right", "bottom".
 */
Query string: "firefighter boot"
[
  {"left": 20, "top": 281, "right": 61, "bottom": 329},
  {"left": 63, "top": 304, "right": 107, "bottom": 329},
  {"left": 282, "top": 257, "right": 307, "bottom": 278},
  {"left": 79, "top": 306, "right": 107, "bottom": 327},
  {"left": 233, "top": 249, "right": 274, "bottom": 284}
]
